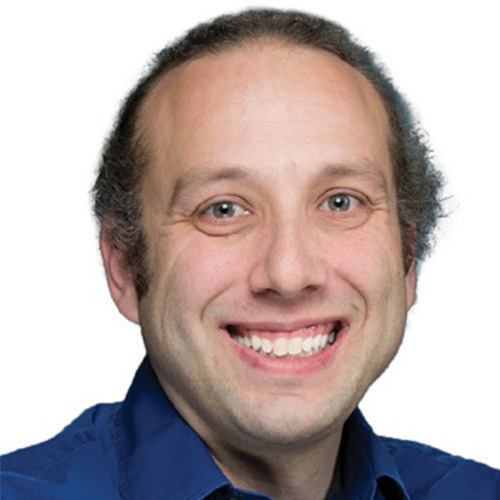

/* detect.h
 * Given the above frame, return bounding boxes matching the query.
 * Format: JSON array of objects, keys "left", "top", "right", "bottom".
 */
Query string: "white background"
[{"left": 1, "top": 0, "right": 499, "bottom": 469}]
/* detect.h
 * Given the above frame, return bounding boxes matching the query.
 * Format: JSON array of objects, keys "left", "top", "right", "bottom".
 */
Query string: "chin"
[{"left": 224, "top": 394, "right": 350, "bottom": 452}]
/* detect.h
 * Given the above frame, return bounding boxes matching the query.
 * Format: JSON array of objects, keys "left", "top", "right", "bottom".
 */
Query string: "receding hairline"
[
  {"left": 136, "top": 36, "right": 332, "bottom": 134},
  {"left": 134, "top": 35, "right": 393, "bottom": 180}
]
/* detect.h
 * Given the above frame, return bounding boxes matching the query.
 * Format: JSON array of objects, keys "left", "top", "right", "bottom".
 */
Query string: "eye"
[
  {"left": 321, "top": 193, "right": 361, "bottom": 212},
  {"left": 204, "top": 201, "right": 248, "bottom": 219},
  {"left": 317, "top": 191, "right": 370, "bottom": 228},
  {"left": 194, "top": 198, "right": 253, "bottom": 236}
]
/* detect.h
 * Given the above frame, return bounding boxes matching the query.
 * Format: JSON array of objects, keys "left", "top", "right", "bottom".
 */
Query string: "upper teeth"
[{"left": 232, "top": 332, "right": 336, "bottom": 358}]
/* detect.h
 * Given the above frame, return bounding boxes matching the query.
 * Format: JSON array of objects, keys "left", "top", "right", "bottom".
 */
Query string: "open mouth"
[{"left": 225, "top": 320, "right": 345, "bottom": 359}]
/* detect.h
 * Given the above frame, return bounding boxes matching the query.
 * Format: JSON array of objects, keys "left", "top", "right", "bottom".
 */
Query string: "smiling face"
[{"left": 107, "top": 41, "right": 416, "bottom": 454}]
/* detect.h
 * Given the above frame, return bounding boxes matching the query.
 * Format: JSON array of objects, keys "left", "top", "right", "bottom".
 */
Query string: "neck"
[{"left": 209, "top": 431, "right": 342, "bottom": 500}]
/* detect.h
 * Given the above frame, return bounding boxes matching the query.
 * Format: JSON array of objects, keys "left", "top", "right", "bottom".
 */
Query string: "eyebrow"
[
  {"left": 168, "top": 166, "right": 256, "bottom": 211},
  {"left": 316, "top": 162, "right": 390, "bottom": 194}
]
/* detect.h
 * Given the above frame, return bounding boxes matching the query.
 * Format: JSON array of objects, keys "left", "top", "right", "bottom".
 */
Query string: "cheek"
[
  {"left": 153, "top": 235, "right": 252, "bottom": 310},
  {"left": 332, "top": 226, "right": 406, "bottom": 307},
  {"left": 141, "top": 236, "right": 250, "bottom": 366},
  {"left": 332, "top": 228, "right": 408, "bottom": 372}
]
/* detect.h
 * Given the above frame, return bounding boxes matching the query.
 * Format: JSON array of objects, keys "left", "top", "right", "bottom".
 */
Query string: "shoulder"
[
  {"left": 1, "top": 403, "right": 122, "bottom": 500},
  {"left": 381, "top": 436, "right": 500, "bottom": 499}
]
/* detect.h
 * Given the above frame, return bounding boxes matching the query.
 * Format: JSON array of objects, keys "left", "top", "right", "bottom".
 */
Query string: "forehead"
[{"left": 139, "top": 41, "right": 392, "bottom": 192}]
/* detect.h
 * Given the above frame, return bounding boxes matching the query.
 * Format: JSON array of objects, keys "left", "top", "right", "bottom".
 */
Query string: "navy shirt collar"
[
  {"left": 116, "top": 359, "right": 409, "bottom": 500},
  {"left": 340, "top": 409, "right": 410, "bottom": 500},
  {"left": 117, "top": 358, "right": 230, "bottom": 500}
]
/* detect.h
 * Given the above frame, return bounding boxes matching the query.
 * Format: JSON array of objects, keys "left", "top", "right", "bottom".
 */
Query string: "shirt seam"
[
  {"left": 382, "top": 437, "right": 465, "bottom": 465},
  {"left": 35, "top": 438, "right": 98, "bottom": 480},
  {"left": 111, "top": 404, "right": 129, "bottom": 499}
]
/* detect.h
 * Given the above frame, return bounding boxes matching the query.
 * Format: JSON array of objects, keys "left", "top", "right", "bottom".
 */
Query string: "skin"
[{"left": 102, "top": 41, "right": 416, "bottom": 500}]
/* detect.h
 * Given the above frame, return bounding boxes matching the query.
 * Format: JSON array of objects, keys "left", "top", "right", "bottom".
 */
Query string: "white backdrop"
[{"left": 1, "top": 0, "right": 499, "bottom": 469}]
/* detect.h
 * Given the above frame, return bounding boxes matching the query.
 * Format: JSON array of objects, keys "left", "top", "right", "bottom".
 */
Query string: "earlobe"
[{"left": 100, "top": 228, "right": 140, "bottom": 324}]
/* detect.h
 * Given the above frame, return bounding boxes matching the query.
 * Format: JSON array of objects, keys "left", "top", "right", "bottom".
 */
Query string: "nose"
[{"left": 248, "top": 218, "right": 328, "bottom": 300}]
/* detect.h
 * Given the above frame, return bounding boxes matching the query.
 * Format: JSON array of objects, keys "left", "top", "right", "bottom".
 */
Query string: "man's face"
[{"left": 133, "top": 43, "right": 415, "bottom": 452}]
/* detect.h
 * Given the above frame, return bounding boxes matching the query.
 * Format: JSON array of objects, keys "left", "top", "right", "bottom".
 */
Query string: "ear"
[
  {"left": 100, "top": 225, "right": 139, "bottom": 324},
  {"left": 405, "top": 259, "right": 417, "bottom": 309},
  {"left": 404, "top": 225, "right": 418, "bottom": 309}
]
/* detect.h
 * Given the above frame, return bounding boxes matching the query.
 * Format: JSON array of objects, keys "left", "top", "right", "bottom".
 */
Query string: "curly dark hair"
[{"left": 93, "top": 8, "right": 444, "bottom": 299}]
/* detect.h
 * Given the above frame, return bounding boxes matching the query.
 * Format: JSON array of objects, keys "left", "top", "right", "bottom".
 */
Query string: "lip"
[
  {"left": 224, "top": 317, "right": 346, "bottom": 334},
  {"left": 222, "top": 318, "right": 348, "bottom": 376}
]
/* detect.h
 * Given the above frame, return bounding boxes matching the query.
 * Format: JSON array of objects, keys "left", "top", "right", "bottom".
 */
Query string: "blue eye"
[
  {"left": 323, "top": 193, "right": 360, "bottom": 212},
  {"left": 205, "top": 201, "right": 247, "bottom": 219}
]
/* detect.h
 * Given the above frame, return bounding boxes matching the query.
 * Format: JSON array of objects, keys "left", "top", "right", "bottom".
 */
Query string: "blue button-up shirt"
[{"left": 2, "top": 359, "right": 499, "bottom": 499}]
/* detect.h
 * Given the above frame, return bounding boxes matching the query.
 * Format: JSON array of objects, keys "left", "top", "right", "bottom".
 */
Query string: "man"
[{"left": 2, "top": 8, "right": 499, "bottom": 500}]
